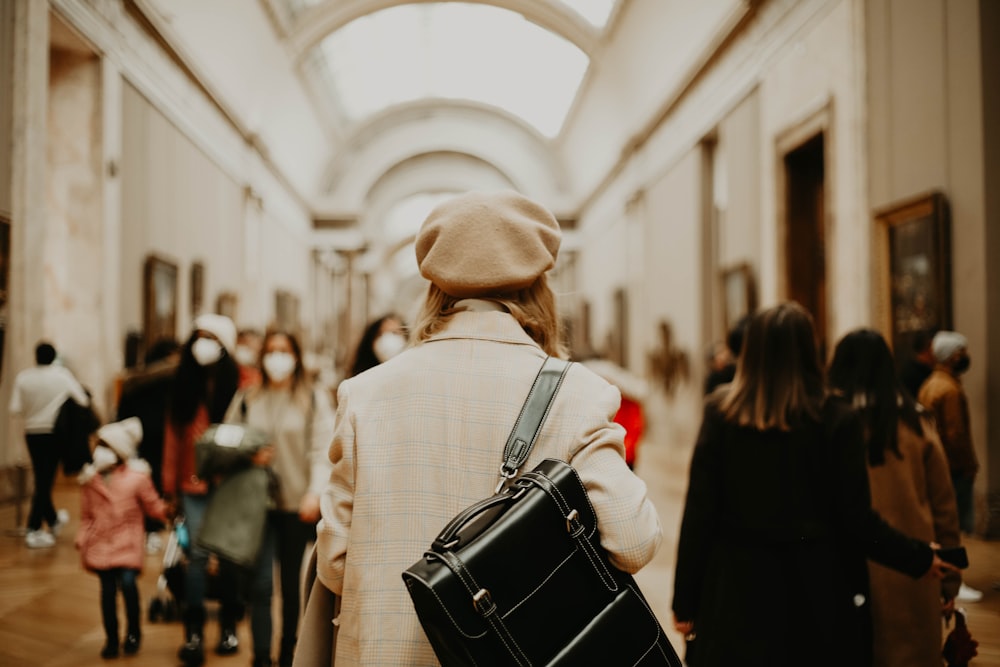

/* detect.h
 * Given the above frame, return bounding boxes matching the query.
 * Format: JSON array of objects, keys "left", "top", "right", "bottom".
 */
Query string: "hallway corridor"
[{"left": 1, "top": 390, "right": 997, "bottom": 666}]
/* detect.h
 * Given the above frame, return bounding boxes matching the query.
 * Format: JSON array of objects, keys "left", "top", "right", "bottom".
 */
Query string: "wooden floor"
[{"left": 1, "top": 390, "right": 998, "bottom": 666}]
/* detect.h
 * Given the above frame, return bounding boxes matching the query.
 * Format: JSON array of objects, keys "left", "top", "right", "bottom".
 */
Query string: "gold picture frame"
[
  {"left": 876, "top": 191, "right": 951, "bottom": 357},
  {"left": 143, "top": 254, "right": 179, "bottom": 352}
]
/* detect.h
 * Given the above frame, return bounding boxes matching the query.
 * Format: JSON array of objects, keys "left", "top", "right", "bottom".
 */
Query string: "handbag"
[
  {"left": 942, "top": 608, "right": 978, "bottom": 667},
  {"left": 402, "top": 357, "right": 681, "bottom": 666}
]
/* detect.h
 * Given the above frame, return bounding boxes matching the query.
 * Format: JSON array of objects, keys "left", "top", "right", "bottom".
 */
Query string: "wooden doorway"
[{"left": 783, "top": 132, "right": 827, "bottom": 357}]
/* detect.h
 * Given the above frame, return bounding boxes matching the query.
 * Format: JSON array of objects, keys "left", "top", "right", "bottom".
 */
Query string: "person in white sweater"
[{"left": 8, "top": 341, "right": 90, "bottom": 548}]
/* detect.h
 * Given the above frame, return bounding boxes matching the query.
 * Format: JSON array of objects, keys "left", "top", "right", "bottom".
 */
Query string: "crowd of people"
[{"left": 4, "top": 189, "right": 987, "bottom": 666}]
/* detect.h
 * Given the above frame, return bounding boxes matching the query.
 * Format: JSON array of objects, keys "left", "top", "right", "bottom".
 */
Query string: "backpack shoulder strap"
[{"left": 495, "top": 356, "right": 572, "bottom": 492}]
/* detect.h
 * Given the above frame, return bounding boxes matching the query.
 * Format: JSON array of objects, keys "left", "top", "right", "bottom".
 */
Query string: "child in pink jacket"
[{"left": 76, "top": 417, "right": 167, "bottom": 659}]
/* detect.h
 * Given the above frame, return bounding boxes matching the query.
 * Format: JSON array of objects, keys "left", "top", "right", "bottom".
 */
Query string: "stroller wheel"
[{"left": 148, "top": 597, "right": 164, "bottom": 623}]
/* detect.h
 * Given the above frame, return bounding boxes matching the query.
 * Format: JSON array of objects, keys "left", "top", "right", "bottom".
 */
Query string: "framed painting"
[
  {"left": 274, "top": 290, "right": 300, "bottom": 333},
  {"left": 720, "top": 263, "right": 757, "bottom": 333},
  {"left": 216, "top": 292, "right": 238, "bottom": 321},
  {"left": 190, "top": 261, "right": 204, "bottom": 316},
  {"left": 143, "top": 254, "right": 178, "bottom": 352},
  {"left": 876, "top": 191, "right": 951, "bottom": 360}
]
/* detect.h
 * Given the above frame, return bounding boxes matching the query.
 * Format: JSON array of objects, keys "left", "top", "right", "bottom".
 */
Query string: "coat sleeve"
[
  {"left": 75, "top": 483, "right": 94, "bottom": 551},
  {"left": 830, "top": 406, "right": 932, "bottom": 578},
  {"left": 920, "top": 418, "right": 962, "bottom": 599},
  {"left": 566, "top": 380, "right": 662, "bottom": 574},
  {"left": 672, "top": 399, "right": 726, "bottom": 622},
  {"left": 137, "top": 474, "right": 169, "bottom": 524},
  {"left": 315, "top": 381, "right": 356, "bottom": 596},
  {"left": 308, "top": 388, "right": 336, "bottom": 497},
  {"left": 60, "top": 367, "right": 91, "bottom": 407}
]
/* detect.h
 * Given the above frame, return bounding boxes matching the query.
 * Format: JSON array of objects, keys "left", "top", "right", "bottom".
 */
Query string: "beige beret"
[{"left": 415, "top": 191, "right": 561, "bottom": 298}]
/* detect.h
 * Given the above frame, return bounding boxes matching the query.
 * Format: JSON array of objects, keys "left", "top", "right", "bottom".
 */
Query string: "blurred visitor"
[
  {"left": 8, "top": 341, "right": 89, "bottom": 549},
  {"left": 347, "top": 313, "right": 407, "bottom": 378}
]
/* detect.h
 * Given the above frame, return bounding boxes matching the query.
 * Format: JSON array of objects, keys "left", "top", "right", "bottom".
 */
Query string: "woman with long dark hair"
[
  {"left": 346, "top": 313, "right": 406, "bottom": 378},
  {"left": 828, "top": 328, "right": 961, "bottom": 667},
  {"left": 161, "top": 314, "right": 243, "bottom": 666},
  {"left": 224, "top": 329, "right": 334, "bottom": 667},
  {"left": 672, "top": 303, "right": 955, "bottom": 667}
]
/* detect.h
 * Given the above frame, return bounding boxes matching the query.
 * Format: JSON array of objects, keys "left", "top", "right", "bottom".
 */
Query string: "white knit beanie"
[
  {"left": 193, "top": 313, "right": 237, "bottom": 353},
  {"left": 96, "top": 417, "right": 143, "bottom": 461},
  {"left": 931, "top": 331, "right": 967, "bottom": 363}
]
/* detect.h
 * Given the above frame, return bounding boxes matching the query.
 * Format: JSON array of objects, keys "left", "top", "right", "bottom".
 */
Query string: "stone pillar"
[{"left": 1, "top": 0, "right": 49, "bottom": 467}]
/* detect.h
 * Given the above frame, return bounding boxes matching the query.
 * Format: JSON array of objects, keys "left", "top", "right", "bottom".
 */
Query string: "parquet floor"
[{"left": 0, "top": 389, "right": 998, "bottom": 666}]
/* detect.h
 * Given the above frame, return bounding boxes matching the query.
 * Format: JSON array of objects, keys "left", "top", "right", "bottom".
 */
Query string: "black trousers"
[
  {"left": 26, "top": 433, "right": 60, "bottom": 531},
  {"left": 273, "top": 511, "right": 315, "bottom": 655},
  {"left": 98, "top": 568, "right": 141, "bottom": 644}
]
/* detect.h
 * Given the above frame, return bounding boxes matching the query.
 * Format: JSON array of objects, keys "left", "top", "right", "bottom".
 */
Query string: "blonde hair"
[
  {"left": 411, "top": 274, "right": 567, "bottom": 358},
  {"left": 719, "top": 302, "right": 825, "bottom": 431}
]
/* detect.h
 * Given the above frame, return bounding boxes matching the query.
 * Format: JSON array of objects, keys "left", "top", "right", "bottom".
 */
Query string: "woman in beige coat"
[
  {"left": 828, "top": 329, "right": 962, "bottom": 667},
  {"left": 302, "top": 191, "right": 663, "bottom": 666}
]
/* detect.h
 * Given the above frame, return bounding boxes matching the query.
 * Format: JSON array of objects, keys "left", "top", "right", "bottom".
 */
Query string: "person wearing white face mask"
[
  {"left": 347, "top": 313, "right": 407, "bottom": 379},
  {"left": 161, "top": 313, "right": 245, "bottom": 665},
  {"left": 223, "top": 330, "right": 335, "bottom": 667}
]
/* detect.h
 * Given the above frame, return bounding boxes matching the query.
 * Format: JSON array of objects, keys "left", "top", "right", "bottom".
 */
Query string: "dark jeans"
[
  {"left": 274, "top": 512, "right": 315, "bottom": 656},
  {"left": 952, "top": 473, "right": 975, "bottom": 534},
  {"left": 26, "top": 433, "right": 60, "bottom": 531},
  {"left": 97, "top": 568, "right": 140, "bottom": 644},
  {"left": 180, "top": 494, "right": 242, "bottom": 635}
]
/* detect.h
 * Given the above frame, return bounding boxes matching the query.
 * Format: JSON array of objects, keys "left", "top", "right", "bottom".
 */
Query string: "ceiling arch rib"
[
  {"left": 309, "top": 3, "right": 589, "bottom": 138},
  {"left": 319, "top": 105, "right": 568, "bottom": 215},
  {"left": 286, "top": 0, "right": 600, "bottom": 62},
  {"left": 348, "top": 98, "right": 552, "bottom": 151}
]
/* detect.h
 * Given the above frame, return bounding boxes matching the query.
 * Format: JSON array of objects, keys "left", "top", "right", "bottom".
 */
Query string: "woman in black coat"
[{"left": 671, "top": 302, "right": 955, "bottom": 667}]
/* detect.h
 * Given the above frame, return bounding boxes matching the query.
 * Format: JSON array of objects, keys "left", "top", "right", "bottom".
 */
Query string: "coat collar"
[{"left": 424, "top": 308, "right": 541, "bottom": 350}]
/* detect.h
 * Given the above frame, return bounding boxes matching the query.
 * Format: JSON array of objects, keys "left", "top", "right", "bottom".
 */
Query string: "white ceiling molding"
[{"left": 285, "top": 0, "right": 599, "bottom": 63}]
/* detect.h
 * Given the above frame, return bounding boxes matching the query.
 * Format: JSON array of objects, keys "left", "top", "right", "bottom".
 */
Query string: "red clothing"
[
  {"left": 161, "top": 405, "right": 211, "bottom": 496},
  {"left": 75, "top": 463, "right": 167, "bottom": 571},
  {"left": 615, "top": 396, "right": 645, "bottom": 467}
]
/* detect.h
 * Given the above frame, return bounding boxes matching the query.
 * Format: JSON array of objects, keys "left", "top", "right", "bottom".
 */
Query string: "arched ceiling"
[
  {"left": 264, "top": 0, "right": 621, "bottom": 211},
  {"left": 146, "top": 0, "right": 622, "bottom": 251}
]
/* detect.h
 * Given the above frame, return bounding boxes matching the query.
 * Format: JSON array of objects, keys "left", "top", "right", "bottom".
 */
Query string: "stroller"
[
  {"left": 147, "top": 517, "right": 227, "bottom": 623},
  {"left": 147, "top": 519, "right": 186, "bottom": 623}
]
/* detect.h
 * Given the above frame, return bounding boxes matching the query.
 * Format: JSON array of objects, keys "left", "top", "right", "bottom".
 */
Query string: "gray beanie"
[{"left": 931, "top": 331, "right": 967, "bottom": 363}]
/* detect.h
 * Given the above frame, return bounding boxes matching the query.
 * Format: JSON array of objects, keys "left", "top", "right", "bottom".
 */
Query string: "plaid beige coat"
[{"left": 309, "top": 307, "right": 663, "bottom": 666}]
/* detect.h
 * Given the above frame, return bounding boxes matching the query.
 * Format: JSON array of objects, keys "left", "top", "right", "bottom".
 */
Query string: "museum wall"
[
  {"left": 0, "top": 0, "right": 12, "bottom": 219},
  {"left": 866, "top": 0, "right": 994, "bottom": 527},
  {"left": 573, "top": 0, "right": 865, "bottom": 396}
]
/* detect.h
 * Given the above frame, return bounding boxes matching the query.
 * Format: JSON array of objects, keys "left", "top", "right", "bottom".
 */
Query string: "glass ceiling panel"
[
  {"left": 556, "top": 0, "right": 618, "bottom": 27},
  {"left": 317, "top": 3, "right": 589, "bottom": 137}
]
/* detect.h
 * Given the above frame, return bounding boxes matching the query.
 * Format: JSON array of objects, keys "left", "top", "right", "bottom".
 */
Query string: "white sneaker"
[
  {"left": 146, "top": 532, "right": 163, "bottom": 554},
  {"left": 51, "top": 509, "right": 70, "bottom": 537},
  {"left": 25, "top": 530, "right": 56, "bottom": 549},
  {"left": 957, "top": 583, "right": 983, "bottom": 602}
]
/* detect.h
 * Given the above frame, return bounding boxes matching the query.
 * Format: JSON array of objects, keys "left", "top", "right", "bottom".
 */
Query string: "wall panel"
[
  {"left": 121, "top": 81, "right": 243, "bottom": 341},
  {"left": 0, "top": 0, "right": 13, "bottom": 217}
]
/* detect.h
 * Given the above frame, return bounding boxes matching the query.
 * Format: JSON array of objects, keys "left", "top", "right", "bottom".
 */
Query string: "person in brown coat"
[
  {"left": 917, "top": 331, "right": 978, "bottom": 534},
  {"left": 829, "top": 329, "right": 962, "bottom": 667}
]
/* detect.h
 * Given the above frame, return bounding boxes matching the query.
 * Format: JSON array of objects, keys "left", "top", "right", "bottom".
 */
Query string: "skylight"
[{"left": 316, "top": 3, "right": 590, "bottom": 137}]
